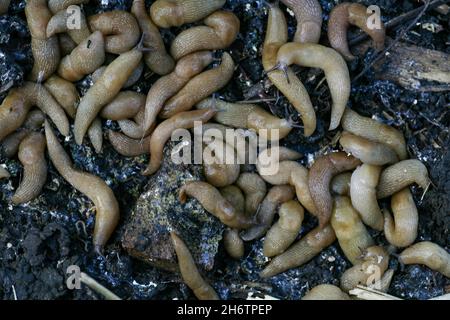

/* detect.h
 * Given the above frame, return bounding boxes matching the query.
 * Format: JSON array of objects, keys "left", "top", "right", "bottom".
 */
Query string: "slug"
[
  {"left": 196, "top": 98, "right": 292, "bottom": 141},
  {"left": 92, "top": 61, "right": 144, "bottom": 91},
  {"left": 48, "top": 0, "right": 89, "bottom": 14},
  {"left": 170, "top": 11, "right": 240, "bottom": 60},
  {"left": 339, "top": 131, "right": 398, "bottom": 165},
  {"left": 159, "top": 52, "right": 235, "bottom": 119},
  {"left": 44, "top": 75, "right": 79, "bottom": 118},
  {"left": 236, "top": 173, "right": 267, "bottom": 216},
  {"left": 88, "top": 10, "right": 140, "bottom": 54},
  {"left": 0, "top": 82, "right": 70, "bottom": 141},
  {"left": 44, "top": 121, "right": 120, "bottom": 253},
  {"left": 142, "top": 51, "right": 214, "bottom": 133},
  {"left": 170, "top": 232, "right": 219, "bottom": 300},
  {"left": 350, "top": 164, "right": 384, "bottom": 231},
  {"left": 328, "top": 3, "right": 386, "bottom": 61},
  {"left": 240, "top": 185, "right": 295, "bottom": 241},
  {"left": 262, "top": 2, "right": 316, "bottom": 137},
  {"left": 73, "top": 46, "right": 143, "bottom": 145},
  {"left": 59, "top": 34, "right": 77, "bottom": 56},
  {"left": 11, "top": 133, "right": 47, "bottom": 204},
  {"left": 383, "top": 188, "right": 418, "bottom": 248},
  {"left": 25, "top": 0, "right": 60, "bottom": 82},
  {"left": 143, "top": 109, "right": 216, "bottom": 175},
  {"left": 0, "top": 0, "right": 10, "bottom": 14},
  {"left": 150, "top": 0, "right": 226, "bottom": 28},
  {"left": 107, "top": 130, "right": 150, "bottom": 157},
  {"left": 331, "top": 172, "right": 352, "bottom": 196},
  {"left": 340, "top": 246, "right": 389, "bottom": 292},
  {"left": 399, "top": 241, "right": 450, "bottom": 278},
  {"left": 179, "top": 181, "right": 254, "bottom": 229},
  {"left": 260, "top": 225, "right": 336, "bottom": 278},
  {"left": 331, "top": 196, "right": 374, "bottom": 265},
  {"left": 87, "top": 118, "right": 103, "bottom": 153},
  {"left": 58, "top": 31, "right": 106, "bottom": 82},
  {"left": 341, "top": 108, "right": 407, "bottom": 160},
  {"left": 0, "top": 166, "right": 10, "bottom": 179},
  {"left": 377, "top": 159, "right": 430, "bottom": 199},
  {"left": 302, "top": 284, "right": 351, "bottom": 300},
  {"left": 100, "top": 91, "right": 145, "bottom": 121},
  {"left": 263, "top": 200, "right": 304, "bottom": 258},
  {"left": 220, "top": 185, "right": 245, "bottom": 214},
  {"left": 46, "top": 5, "right": 90, "bottom": 44},
  {"left": 131, "top": 0, "right": 174, "bottom": 75},
  {"left": 275, "top": 42, "right": 351, "bottom": 130},
  {"left": 223, "top": 228, "right": 244, "bottom": 260},
  {"left": 309, "top": 152, "right": 361, "bottom": 227}
]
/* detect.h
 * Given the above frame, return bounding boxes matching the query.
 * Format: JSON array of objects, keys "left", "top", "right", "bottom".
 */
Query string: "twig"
[
  {"left": 80, "top": 272, "right": 122, "bottom": 300},
  {"left": 349, "top": 285, "right": 403, "bottom": 300}
]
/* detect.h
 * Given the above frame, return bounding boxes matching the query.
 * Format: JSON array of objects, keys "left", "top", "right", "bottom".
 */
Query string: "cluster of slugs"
[{"left": 0, "top": 0, "right": 448, "bottom": 300}]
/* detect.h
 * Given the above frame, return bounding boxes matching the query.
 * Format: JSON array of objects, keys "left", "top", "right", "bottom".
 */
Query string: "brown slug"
[
  {"left": 350, "top": 164, "right": 384, "bottom": 231},
  {"left": 48, "top": 0, "right": 89, "bottom": 14},
  {"left": 0, "top": 0, "right": 11, "bottom": 14},
  {"left": 263, "top": 2, "right": 316, "bottom": 137},
  {"left": 11, "top": 132, "right": 47, "bottom": 204},
  {"left": 88, "top": 10, "right": 140, "bottom": 54},
  {"left": 99, "top": 91, "right": 145, "bottom": 121},
  {"left": 328, "top": 3, "right": 386, "bottom": 61},
  {"left": 150, "top": 0, "right": 226, "bottom": 28},
  {"left": 240, "top": 185, "right": 295, "bottom": 241},
  {"left": 275, "top": 42, "right": 351, "bottom": 130},
  {"left": 45, "top": 121, "right": 120, "bottom": 253},
  {"left": 383, "top": 188, "right": 418, "bottom": 248},
  {"left": 59, "top": 34, "right": 77, "bottom": 56},
  {"left": 131, "top": 0, "right": 175, "bottom": 75},
  {"left": 44, "top": 75, "right": 80, "bottom": 118},
  {"left": 91, "top": 62, "right": 144, "bottom": 91},
  {"left": 330, "top": 172, "right": 352, "bottom": 196},
  {"left": 170, "top": 11, "right": 240, "bottom": 60},
  {"left": 377, "top": 159, "right": 430, "bottom": 199},
  {"left": 263, "top": 200, "right": 304, "bottom": 258},
  {"left": 179, "top": 181, "right": 254, "bottom": 229},
  {"left": 341, "top": 108, "right": 407, "bottom": 160},
  {"left": 302, "top": 284, "right": 351, "bottom": 300},
  {"left": 223, "top": 228, "right": 244, "bottom": 260},
  {"left": 309, "top": 152, "right": 361, "bottom": 227},
  {"left": 236, "top": 172, "right": 267, "bottom": 216},
  {"left": 0, "top": 166, "right": 10, "bottom": 179},
  {"left": 331, "top": 196, "right": 374, "bottom": 265},
  {"left": 87, "top": 118, "right": 103, "bottom": 153},
  {"left": 398, "top": 241, "right": 450, "bottom": 278},
  {"left": 46, "top": 5, "right": 90, "bottom": 44},
  {"left": 107, "top": 130, "right": 150, "bottom": 157},
  {"left": 170, "top": 232, "right": 219, "bottom": 300},
  {"left": 260, "top": 225, "right": 336, "bottom": 278},
  {"left": 220, "top": 185, "right": 245, "bottom": 214}
]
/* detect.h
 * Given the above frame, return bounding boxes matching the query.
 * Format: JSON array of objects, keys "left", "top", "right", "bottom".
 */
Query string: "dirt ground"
[{"left": 0, "top": 0, "right": 449, "bottom": 300}]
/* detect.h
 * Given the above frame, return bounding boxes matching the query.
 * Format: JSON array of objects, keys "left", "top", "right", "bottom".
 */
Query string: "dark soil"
[{"left": 0, "top": 0, "right": 449, "bottom": 300}]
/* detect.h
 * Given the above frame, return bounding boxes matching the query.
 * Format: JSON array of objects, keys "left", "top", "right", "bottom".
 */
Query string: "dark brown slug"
[
  {"left": 59, "top": 34, "right": 77, "bottom": 56},
  {"left": 107, "top": 130, "right": 150, "bottom": 157}
]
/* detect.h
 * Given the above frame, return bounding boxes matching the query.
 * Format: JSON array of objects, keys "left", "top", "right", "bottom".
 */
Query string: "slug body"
[
  {"left": 74, "top": 47, "right": 142, "bottom": 145},
  {"left": 240, "top": 185, "right": 295, "bottom": 241},
  {"left": 341, "top": 108, "right": 407, "bottom": 160},
  {"left": 280, "top": 0, "right": 322, "bottom": 44},
  {"left": 150, "top": 0, "right": 226, "bottom": 28},
  {"left": 59, "top": 34, "right": 77, "bottom": 55},
  {"left": 160, "top": 52, "right": 235, "bottom": 119},
  {"left": 45, "top": 75, "right": 79, "bottom": 118},
  {"left": 88, "top": 10, "right": 140, "bottom": 54},
  {"left": 383, "top": 188, "right": 418, "bottom": 248},
  {"left": 48, "top": 0, "right": 89, "bottom": 14},
  {"left": 350, "top": 164, "right": 384, "bottom": 231},
  {"left": 100, "top": 91, "right": 145, "bottom": 121},
  {"left": 377, "top": 159, "right": 430, "bottom": 199},
  {"left": 223, "top": 228, "right": 244, "bottom": 260},
  {"left": 170, "top": 11, "right": 240, "bottom": 60},
  {"left": 276, "top": 42, "right": 351, "bottom": 130},
  {"left": 399, "top": 242, "right": 450, "bottom": 278},
  {"left": 0, "top": 0, "right": 11, "bottom": 14},
  {"left": 263, "top": 200, "right": 304, "bottom": 257},
  {"left": 46, "top": 5, "right": 90, "bottom": 44},
  {"left": 179, "top": 181, "right": 253, "bottom": 229},
  {"left": 107, "top": 130, "right": 150, "bottom": 157},
  {"left": 302, "top": 284, "right": 351, "bottom": 300},
  {"left": 309, "top": 152, "right": 361, "bottom": 227},
  {"left": 328, "top": 3, "right": 386, "bottom": 61},
  {"left": 12, "top": 133, "right": 47, "bottom": 204},
  {"left": 0, "top": 166, "right": 10, "bottom": 179},
  {"left": 0, "top": 82, "right": 69, "bottom": 141},
  {"left": 331, "top": 172, "right": 352, "bottom": 196},
  {"left": 339, "top": 131, "right": 398, "bottom": 165},
  {"left": 236, "top": 173, "right": 267, "bottom": 216},
  {"left": 131, "top": 0, "right": 175, "bottom": 75},
  {"left": 144, "top": 109, "right": 216, "bottom": 175},
  {"left": 263, "top": 3, "right": 316, "bottom": 136},
  {"left": 331, "top": 196, "right": 374, "bottom": 265},
  {"left": 45, "top": 121, "right": 119, "bottom": 252},
  {"left": 260, "top": 225, "right": 336, "bottom": 278},
  {"left": 203, "top": 138, "right": 241, "bottom": 187},
  {"left": 170, "top": 232, "right": 219, "bottom": 300}
]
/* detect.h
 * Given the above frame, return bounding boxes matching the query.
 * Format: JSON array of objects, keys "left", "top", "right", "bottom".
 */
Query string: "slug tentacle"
[
  {"left": 328, "top": 3, "right": 386, "bottom": 61},
  {"left": 100, "top": 91, "right": 145, "bottom": 121},
  {"left": 170, "top": 11, "right": 240, "bottom": 60},
  {"left": 377, "top": 159, "right": 430, "bottom": 199},
  {"left": 309, "top": 152, "right": 361, "bottom": 227},
  {"left": 46, "top": 6, "right": 90, "bottom": 44},
  {"left": 12, "top": 133, "right": 47, "bottom": 204},
  {"left": 107, "top": 130, "right": 150, "bottom": 157},
  {"left": 236, "top": 173, "right": 267, "bottom": 216},
  {"left": 240, "top": 185, "right": 295, "bottom": 241},
  {"left": 280, "top": 0, "right": 322, "bottom": 44},
  {"left": 170, "top": 232, "right": 219, "bottom": 300},
  {"left": 45, "top": 121, "right": 120, "bottom": 252},
  {"left": 276, "top": 43, "right": 351, "bottom": 130},
  {"left": 260, "top": 225, "right": 336, "bottom": 278},
  {"left": 383, "top": 188, "right": 418, "bottom": 248},
  {"left": 160, "top": 52, "right": 235, "bottom": 119},
  {"left": 302, "top": 284, "right": 351, "bottom": 300}
]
